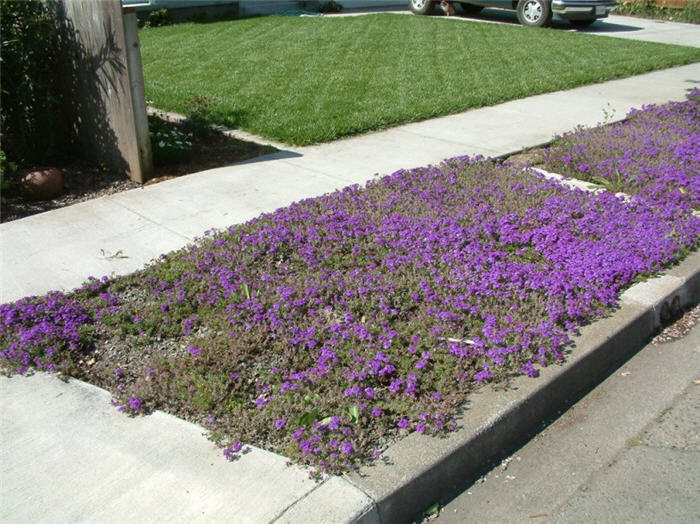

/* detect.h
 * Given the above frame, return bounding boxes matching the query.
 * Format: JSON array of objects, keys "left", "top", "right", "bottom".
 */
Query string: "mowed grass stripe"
[{"left": 139, "top": 14, "right": 700, "bottom": 145}]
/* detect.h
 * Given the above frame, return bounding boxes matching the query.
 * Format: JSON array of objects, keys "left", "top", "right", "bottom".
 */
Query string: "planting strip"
[
  {"left": 343, "top": 250, "right": 699, "bottom": 523},
  {"left": 528, "top": 166, "right": 700, "bottom": 217},
  {"left": 146, "top": 106, "right": 294, "bottom": 152},
  {"left": 526, "top": 166, "right": 632, "bottom": 202}
]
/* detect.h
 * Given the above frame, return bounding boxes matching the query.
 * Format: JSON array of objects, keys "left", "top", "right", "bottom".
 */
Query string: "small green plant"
[
  {"left": 601, "top": 102, "right": 617, "bottom": 125},
  {"left": 0, "top": 149, "right": 17, "bottom": 193},
  {"left": 149, "top": 116, "right": 193, "bottom": 165},
  {"left": 148, "top": 8, "right": 171, "bottom": 27},
  {"left": 320, "top": 1, "right": 343, "bottom": 13},
  {"left": 184, "top": 95, "right": 217, "bottom": 137},
  {"left": 588, "top": 169, "right": 626, "bottom": 193},
  {"left": 626, "top": 438, "right": 644, "bottom": 448}
]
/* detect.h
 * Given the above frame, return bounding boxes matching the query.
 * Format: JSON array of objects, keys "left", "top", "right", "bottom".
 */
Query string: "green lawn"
[{"left": 139, "top": 13, "right": 700, "bottom": 145}]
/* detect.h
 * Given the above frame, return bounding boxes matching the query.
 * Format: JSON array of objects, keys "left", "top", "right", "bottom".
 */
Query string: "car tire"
[
  {"left": 570, "top": 18, "right": 596, "bottom": 27},
  {"left": 516, "top": 0, "right": 552, "bottom": 27},
  {"left": 408, "top": 0, "right": 435, "bottom": 15},
  {"left": 457, "top": 2, "right": 484, "bottom": 13}
]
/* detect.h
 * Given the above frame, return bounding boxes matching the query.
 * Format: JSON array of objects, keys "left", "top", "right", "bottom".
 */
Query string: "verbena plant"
[
  {"left": 544, "top": 89, "right": 700, "bottom": 211},
  {"left": 2, "top": 92, "right": 698, "bottom": 472}
]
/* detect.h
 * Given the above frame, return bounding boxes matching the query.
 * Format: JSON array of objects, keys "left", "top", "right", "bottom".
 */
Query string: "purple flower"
[
  {"left": 223, "top": 447, "right": 236, "bottom": 460},
  {"left": 2, "top": 92, "right": 698, "bottom": 475},
  {"left": 344, "top": 385, "right": 361, "bottom": 397},
  {"left": 340, "top": 442, "right": 354, "bottom": 455},
  {"left": 128, "top": 396, "right": 142, "bottom": 412},
  {"left": 223, "top": 439, "right": 243, "bottom": 460},
  {"left": 521, "top": 361, "right": 540, "bottom": 378}
]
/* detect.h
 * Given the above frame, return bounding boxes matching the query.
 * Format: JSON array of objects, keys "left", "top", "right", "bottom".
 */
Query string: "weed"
[{"left": 148, "top": 116, "right": 193, "bottom": 165}]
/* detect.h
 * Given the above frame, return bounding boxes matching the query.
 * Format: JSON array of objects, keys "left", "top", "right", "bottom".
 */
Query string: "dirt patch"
[
  {"left": 1, "top": 122, "right": 275, "bottom": 223},
  {"left": 502, "top": 147, "right": 547, "bottom": 168},
  {"left": 1, "top": 165, "right": 140, "bottom": 223}
]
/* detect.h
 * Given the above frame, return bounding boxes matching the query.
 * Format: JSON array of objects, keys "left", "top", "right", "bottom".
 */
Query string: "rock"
[
  {"left": 20, "top": 167, "right": 64, "bottom": 201},
  {"left": 144, "top": 175, "right": 178, "bottom": 186}
]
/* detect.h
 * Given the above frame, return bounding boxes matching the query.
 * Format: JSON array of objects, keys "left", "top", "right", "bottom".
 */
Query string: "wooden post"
[
  {"left": 123, "top": 7, "right": 153, "bottom": 182},
  {"left": 59, "top": 0, "right": 153, "bottom": 183}
]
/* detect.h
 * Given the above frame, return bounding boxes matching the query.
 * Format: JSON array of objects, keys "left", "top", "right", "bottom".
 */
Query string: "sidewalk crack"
[{"left": 269, "top": 478, "right": 328, "bottom": 523}]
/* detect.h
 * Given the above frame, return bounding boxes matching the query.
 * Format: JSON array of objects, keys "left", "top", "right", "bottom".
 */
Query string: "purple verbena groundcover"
[{"left": 2, "top": 92, "right": 698, "bottom": 474}]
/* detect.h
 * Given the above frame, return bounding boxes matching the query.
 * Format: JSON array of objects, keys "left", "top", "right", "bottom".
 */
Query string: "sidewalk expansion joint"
[
  {"left": 269, "top": 477, "right": 328, "bottom": 523},
  {"left": 107, "top": 197, "right": 194, "bottom": 242}
]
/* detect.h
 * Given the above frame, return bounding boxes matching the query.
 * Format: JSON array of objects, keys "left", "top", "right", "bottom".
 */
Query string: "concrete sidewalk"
[
  {"left": 2, "top": 63, "right": 699, "bottom": 302},
  {"left": 1, "top": 64, "right": 700, "bottom": 523},
  {"left": 583, "top": 14, "right": 700, "bottom": 47}
]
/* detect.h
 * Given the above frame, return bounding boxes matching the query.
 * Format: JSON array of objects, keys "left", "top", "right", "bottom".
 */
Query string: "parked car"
[{"left": 408, "top": 0, "right": 616, "bottom": 27}]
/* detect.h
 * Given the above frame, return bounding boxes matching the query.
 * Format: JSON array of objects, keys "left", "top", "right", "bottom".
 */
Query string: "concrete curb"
[
  {"left": 3, "top": 63, "right": 700, "bottom": 523},
  {"left": 346, "top": 251, "right": 700, "bottom": 523}
]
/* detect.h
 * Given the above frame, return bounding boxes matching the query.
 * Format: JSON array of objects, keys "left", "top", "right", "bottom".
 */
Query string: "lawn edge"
[{"left": 344, "top": 250, "right": 700, "bottom": 523}]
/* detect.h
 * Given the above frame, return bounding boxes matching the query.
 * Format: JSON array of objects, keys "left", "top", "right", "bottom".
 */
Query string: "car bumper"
[{"left": 551, "top": 0, "right": 616, "bottom": 19}]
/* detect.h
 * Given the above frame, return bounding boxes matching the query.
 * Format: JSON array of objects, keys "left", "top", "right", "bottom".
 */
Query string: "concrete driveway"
[{"left": 339, "top": 6, "right": 700, "bottom": 48}]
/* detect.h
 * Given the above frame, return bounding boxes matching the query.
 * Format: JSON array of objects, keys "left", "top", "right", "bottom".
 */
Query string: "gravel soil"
[
  {"left": 651, "top": 303, "right": 700, "bottom": 345},
  {"left": 501, "top": 147, "right": 547, "bottom": 168},
  {"left": 1, "top": 123, "right": 274, "bottom": 223}
]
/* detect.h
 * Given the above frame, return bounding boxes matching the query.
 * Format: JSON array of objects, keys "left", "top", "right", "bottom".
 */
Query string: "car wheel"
[
  {"left": 570, "top": 18, "right": 596, "bottom": 27},
  {"left": 516, "top": 0, "right": 552, "bottom": 27},
  {"left": 408, "top": 0, "right": 435, "bottom": 15},
  {"left": 457, "top": 2, "right": 484, "bottom": 14}
]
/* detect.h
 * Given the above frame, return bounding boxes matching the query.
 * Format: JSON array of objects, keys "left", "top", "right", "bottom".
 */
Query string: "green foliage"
[
  {"left": 0, "top": 0, "right": 64, "bottom": 165},
  {"left": 320, "top": 1, "right": 343, "bottom": 13},
  {"left": 148, "top": 115, "right": 193, "bottom": 165},
  {"left": 588, "top": 169, "right": 626, "bottom": 192},
  {"left": 148, "top": 8, "right": 171, "bottom": 27},
  {"left": 184, "top": 95, "right": 217, "bottom": 137},
  {"left": 138, "top": 8, "right": 172, "bottom": 29},
  {"left": 615, "top": 0, "right": 700, "bottom": 23},
  {"left": 0, "top": 149, "right": 17, "bottom": 192}
]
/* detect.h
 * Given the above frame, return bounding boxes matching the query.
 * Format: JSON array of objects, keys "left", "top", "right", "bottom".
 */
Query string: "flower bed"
[
  {"left": 2, "top": 106, "right": 699, "bottom": 474},
  {"left": 543, "top": 89, "right": 700, "bottom": 212}
]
